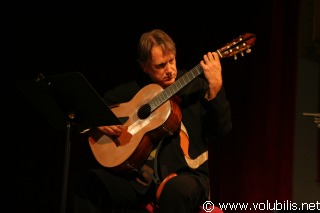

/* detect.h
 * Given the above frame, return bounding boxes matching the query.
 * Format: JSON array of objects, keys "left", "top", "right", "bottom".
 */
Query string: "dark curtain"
[{"left": 210, "top": 1, "right": 300, "bottom": 212}]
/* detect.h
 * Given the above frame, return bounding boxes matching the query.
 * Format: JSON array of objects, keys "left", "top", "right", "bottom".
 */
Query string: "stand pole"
[{"left": 60, "top": 120, "right": 72, "bottom": 213}]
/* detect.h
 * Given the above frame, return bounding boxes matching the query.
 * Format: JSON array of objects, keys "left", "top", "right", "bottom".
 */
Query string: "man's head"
[{"left": 137, "top": 29, "right": 177, "bottom": 88}]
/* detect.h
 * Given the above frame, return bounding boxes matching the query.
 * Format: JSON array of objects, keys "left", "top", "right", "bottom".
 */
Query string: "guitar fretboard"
[{"left": 149, "top": 64, "right": 204, "bottom": 112}]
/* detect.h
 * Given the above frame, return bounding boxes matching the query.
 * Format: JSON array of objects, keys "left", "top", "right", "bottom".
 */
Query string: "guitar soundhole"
[{"left": 137, "top": 104, "right": 151, "bottom": 119}]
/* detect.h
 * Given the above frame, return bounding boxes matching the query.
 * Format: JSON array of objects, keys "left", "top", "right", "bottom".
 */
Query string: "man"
[{"left": 72, "top": 29, "right": 232, "bottom": 213}]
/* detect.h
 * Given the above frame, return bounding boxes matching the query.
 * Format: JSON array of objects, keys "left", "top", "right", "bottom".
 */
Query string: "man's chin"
[{"left": 161, "top": 79, "right": 175, "bottom": 88}]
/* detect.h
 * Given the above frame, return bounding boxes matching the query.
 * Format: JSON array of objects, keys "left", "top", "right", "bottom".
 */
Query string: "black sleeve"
[{"left": 204, "top": 86, "right": 232, "bottom": 139}]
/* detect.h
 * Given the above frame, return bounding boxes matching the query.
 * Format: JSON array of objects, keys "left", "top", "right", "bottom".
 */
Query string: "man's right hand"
[{"left": 97, "top": 125, "right": 123, "bottom": 136}]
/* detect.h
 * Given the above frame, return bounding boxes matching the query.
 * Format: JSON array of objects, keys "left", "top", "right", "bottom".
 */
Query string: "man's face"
[{"left": 142, "top": 45, "right": 177, "bottom": 88}]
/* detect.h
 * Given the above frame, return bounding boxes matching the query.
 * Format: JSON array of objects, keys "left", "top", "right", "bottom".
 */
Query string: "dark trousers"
[{"left": 71, "top": 169, "right": 206, "bottom": 213}]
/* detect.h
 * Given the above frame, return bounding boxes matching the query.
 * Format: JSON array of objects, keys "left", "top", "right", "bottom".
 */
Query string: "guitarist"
[{"left": 72, "top": 29, "right": 232, "bottom": 213}]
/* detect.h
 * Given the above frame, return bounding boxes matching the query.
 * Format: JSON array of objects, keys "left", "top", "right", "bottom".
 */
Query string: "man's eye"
[{"left": 155, "top": 64, "right": 165, "bottom": 69}]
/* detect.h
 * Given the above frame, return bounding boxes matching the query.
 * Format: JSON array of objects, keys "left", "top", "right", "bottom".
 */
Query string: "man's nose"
[{"left": 165, "top": 64, "right": 173, "bottom": 75}]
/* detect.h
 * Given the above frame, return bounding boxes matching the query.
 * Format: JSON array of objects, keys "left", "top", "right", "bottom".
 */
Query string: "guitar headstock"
[{"left": 217, "top": 33, "right": 256, "bottom": 60}]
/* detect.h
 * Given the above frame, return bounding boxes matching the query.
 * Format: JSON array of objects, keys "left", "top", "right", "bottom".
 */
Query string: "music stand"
[{"left": 16, "top": 72, "right": 121, "bottom": 213}]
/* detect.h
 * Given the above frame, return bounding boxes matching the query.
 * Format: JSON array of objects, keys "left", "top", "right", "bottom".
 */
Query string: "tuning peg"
[
  {"left": 246, "top": 48, "right": 252, "bottom": 53},
  {"left": 241, "top": 52, "right": 244, "bottom": 57},
  {"left": 234, "top": 55, "right": 237, "bottom": 60}
]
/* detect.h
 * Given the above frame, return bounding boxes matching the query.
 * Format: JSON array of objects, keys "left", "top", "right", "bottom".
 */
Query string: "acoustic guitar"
[{"left": 88, "top": 33, "right": 256, "bottom": 175}]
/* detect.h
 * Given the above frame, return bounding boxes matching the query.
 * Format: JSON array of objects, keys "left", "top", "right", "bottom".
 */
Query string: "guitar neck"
[{"left": 149, "top": 64, "right": 204, "bottom": 111}]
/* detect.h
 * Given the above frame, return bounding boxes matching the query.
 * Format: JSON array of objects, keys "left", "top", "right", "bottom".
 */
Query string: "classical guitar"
[{"left": 88, "top": 33, "right": 256, "bottom": 175}]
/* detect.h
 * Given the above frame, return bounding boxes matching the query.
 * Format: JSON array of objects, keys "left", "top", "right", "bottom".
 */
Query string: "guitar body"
[{"left": 88, "top": 84, "right": 182, "bottom": 175}]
